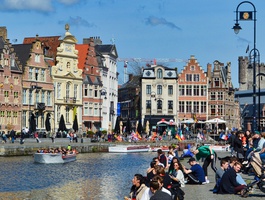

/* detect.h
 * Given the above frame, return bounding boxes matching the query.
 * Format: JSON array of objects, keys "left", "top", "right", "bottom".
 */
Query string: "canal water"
[{"left": 0, "top": 152, "right": 156, "bottom": 199}]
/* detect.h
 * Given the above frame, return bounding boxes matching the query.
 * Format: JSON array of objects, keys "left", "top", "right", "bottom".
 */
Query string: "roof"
[
  {"left": 120, "top": 75, "right": 141, "bottom": 89},
  {"left": 12, "top": 44, "right": 32, "bottom": 70},
  {"left": 95, "top": 44, "right": 118, "bottom": 58},
  {"left": 23, "top": 36, "right": 60, "bottom": 61},
  {"left": 75, "top": 44, "right": 88, "bottom": 69}
]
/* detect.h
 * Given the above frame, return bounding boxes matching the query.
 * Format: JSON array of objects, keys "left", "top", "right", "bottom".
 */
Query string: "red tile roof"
[{"left": 75, "top": 44, "right": 88, "bottom": 70}]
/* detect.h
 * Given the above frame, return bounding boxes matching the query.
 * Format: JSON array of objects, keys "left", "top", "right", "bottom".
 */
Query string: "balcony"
[
  {"left": 36, "top": 103, "right": 45, "bottom": 110},
  {"left": 64, "top": 97, "right": 76, "bottom": 104}
]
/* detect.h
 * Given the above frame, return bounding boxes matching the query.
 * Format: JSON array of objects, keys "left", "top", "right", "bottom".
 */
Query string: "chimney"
[
  {"left": 129, "top": 74, "right": 133, "bottom": 81},
  {"left": 0, "top": 27, "right": 7, "bottom": 41},
  {"left": 207, "top": 63, "right": 212, "bottom": 80}
]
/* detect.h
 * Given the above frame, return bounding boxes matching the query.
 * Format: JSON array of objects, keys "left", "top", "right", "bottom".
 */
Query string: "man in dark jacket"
[
  {"left": 228, "top": 131, "right": 236, "bottom": 156},
  {"left": 218, "top": 161, "right": 247, "bottom": 195},
  {"left": 149, "top": 180, "right": 171, "bottom": 200}
]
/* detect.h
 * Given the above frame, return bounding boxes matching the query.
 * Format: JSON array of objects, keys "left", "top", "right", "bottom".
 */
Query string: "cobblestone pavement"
[{"left": 181, "top": 151, "right": 265, "bottom": 200}]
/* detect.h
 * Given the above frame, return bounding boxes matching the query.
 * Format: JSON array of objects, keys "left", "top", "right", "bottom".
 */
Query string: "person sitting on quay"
[
  {"left": 149, "top": 179, "right": 171, "bottom": 200},
  {"left": 140, "top": 175, "right": 172, "bottom": 200},
  {"left": 190, "top": 144, "right": 217, "bottom": 183},
  {"left": 212, "top": 158, "right": 229, "bottom": 193},
  {"left": 217, "top": 161, "right": 247, "bottom": 196},
  {"left": 157, "top": 149, "right": 168, "bottom": 169},
  {"left": 183, "top": 157, "right": 206, "bottom": 184},
  {"left": 124, "top": 174, "right": 147, "bottom": 200}
]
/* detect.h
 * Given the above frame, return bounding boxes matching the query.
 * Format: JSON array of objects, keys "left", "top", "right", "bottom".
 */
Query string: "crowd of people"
[
  {"left": 124, "top": 130, "right": 265, "bottom": 199},
  {"left": 36, "top": 145, "right": 78, "bottom": 156}
]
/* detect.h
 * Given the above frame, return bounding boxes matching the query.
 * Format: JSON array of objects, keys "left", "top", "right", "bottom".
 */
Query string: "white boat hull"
[
  {"left": 108, "top": 145, "right": 150, "bottom": 153},
  {"left": 34, "top": 153, "right": 76, "bottom": 164}
]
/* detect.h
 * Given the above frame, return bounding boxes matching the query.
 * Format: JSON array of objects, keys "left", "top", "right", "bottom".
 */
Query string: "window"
[
  {"left": 89, "top": 103, "right": 93, "bottom": 116},
  {"left": 84, "top": 102, "right": 89, "bottom": 115},
  {"left": 57, "top": 83, "right": 61, "bottom": 98},
  {"left": 4, "top": 76, "right": 8, "bottom": 84},
  {"left": 157, "top": 99, "right": 162, "bottom": 110},
  {"left": 84, "top": 85, "right": 88, "bottom": 96},
  {"left": 146, "top": 85, "right": 151, "bottom": 94},
  {"left": 29, "top": 90, "right": 32, "bottom": 105},
  {"left": 35, "top": 68, "right": 39, "bottom": 81},
  {"left": 190, "top": 66, "right": 195, "bottom": 71},
  {"left": 89, "top": 89, "right": 93, "bottom": 97},
  {"left": 157, "top": 85, "right": 162, "bottom": 95},
  {"left": 210, "top": 92, "right": 216, "bottom": 100},
  {"left": 4, "top": 91, "right": 9, "bottom": 97},
  {"left": 74, "top": 84, "right": 78, "bottom": 98},
  {"left": 94, "top": 103, "right": 98, "bottom": 116},
  {"left": 194, "top": 85, "right": 199, "bottom": 96},
  {"left": 211, "top": 105, "right": 216, "bottom": 115},
  {"left": 201, "top": 102, "right": 207, "bottom": 113},
  {"left": 214, "top": 78, "right": 220, "bottom": 87},
  {"left": 168, "top": 100, "right": 173, "bottom": 110},
  {"left": 40, "top": 91, "right": 44, "bottom": 103},
  {"left": 201, "top": 85, "right": 207, "bottom": 96},
  {"left": 47, "top": 91, "right": 51, "bottom": 106},
  {"left": 218, "top": 105, "right": 223, "bottom": 115},
  {"left": 146, "top": 100, "right": 151, "bottom": 109},
  {"left": 94, "top": 89, "right": 98, "bottom": 98},
  {"left": 179, "top": 85, "right": 185, "bottom": 96},
  {"left": 13, "top": 92, "right": 18, "bottom": 99},
  {"left": 186, "top": 85, "right": 192, "bottom": 96},
  {"left": 168, "top": 85, "right": 173, "bottom": 95},
  {"left": 23, "top": 89, "right": 27, "bottom": 104},
  {"left": 193, "top": 74, "right": 200, "bottom": 82},
  {"left": 193, "top": 101, "right": 199, "bottom": 113},
  {"left": 41, "top": 69, "right": 45, "bottom": 81},
  {"left": 179, "top": 101, "right": 184, "bottom": 113},
  {"left": 66, "top": 107, "right": 69, "bottom": 123},
  {"left": 157, "top": 69, "right": 163, "bottom": 79},
  {"left": 186, "top": 74, "right": 192, "bottom": 82},
  {"left": 14, "top": 77, "right": 18, "bottom": 85},
  {"left": 36, "top": 92, "right": 39, "bottom": 103},
  {"left": 29, "top": 68, "right": 33, "bottom": 80},
  {"left": 186, "top": 101, "right": 192, "bottom": 113},
  {"left": 66, "top": 83, "right": 70, "bottom": 98},
  {"left": 57, "top": 106, "right": 61, "bottom": 122},
  {"left": 35, "top": 54, "right": 40, "bottom": 62},
  {"left": 218, "top": 92, "right": 223, "bottom": 100}
]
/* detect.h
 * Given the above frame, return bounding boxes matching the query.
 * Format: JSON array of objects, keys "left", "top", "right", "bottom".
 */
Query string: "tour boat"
[
  {"left": 34, "top": 153, "right": 77, "bottom": 164},
  {"left": 108, "top": 145, "right": 150, "bottom": 153}
]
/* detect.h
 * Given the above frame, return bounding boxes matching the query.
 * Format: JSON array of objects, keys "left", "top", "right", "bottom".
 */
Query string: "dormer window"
[{"left": 157, "top": 69, "right": 163, "bottom": 79}]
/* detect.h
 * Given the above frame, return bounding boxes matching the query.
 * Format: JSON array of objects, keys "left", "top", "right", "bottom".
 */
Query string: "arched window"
[
  {"left": 157, "top": 85, "right": 162, "bottom": 95},
  {"left": 157, "top": 99, "right": 162, "bottom": 110},
  {"left": 157, "top": 69, "right": 163, "bottom": 79}
]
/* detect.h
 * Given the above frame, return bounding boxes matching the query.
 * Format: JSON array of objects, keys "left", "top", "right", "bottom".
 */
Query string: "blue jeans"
[{"left": 236, "top": 173, "right": 246, "bottom": 185}]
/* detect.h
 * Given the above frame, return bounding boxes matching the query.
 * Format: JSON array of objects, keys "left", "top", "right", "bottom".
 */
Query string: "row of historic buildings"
[
  {"left": 0, "top": 25, "right": 118, "bottom": 134},
  {"left": 1, "top": 24, "right": 264, "bottom": 134},
  {"left": 119, "top": 56, "right": 241, "bottom": 131}
]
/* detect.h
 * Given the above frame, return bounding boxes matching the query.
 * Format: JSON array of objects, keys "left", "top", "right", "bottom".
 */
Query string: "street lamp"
[
  {"left": 257, "top": 73, "right": 265, "bottom": 131},
  {"left": 233, "top": 1, "right": 257, "bottom": 132},
  {"left": 149, "top": 91, "right": 156, "bottom": 135},
  {"left": 100, "top": 89, "right": 107, "bottom": 130}
]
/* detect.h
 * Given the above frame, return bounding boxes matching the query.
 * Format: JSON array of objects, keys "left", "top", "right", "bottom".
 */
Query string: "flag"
[{"left": 246, "top": 44, "right": 249, "bottom": 53}]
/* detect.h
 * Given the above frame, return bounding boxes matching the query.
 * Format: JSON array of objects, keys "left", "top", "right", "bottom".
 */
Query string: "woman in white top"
[{"left": 169, "top": 162, "right": 185, "bottom": 187}]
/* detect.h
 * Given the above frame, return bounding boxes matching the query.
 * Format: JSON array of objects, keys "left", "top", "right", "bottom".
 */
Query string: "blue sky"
[{"left": 1, "top": 0, "right": 265, "bottom": 87}]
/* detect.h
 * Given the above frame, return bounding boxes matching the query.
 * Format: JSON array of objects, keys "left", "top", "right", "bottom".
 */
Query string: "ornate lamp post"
[
  {"left": 149, "top": 91, "right": 156, "bottom": 135},
  {"left": 233, "top": 1, "right": 257, "bottom": 132},
  {"left": 100, "top": 89, "right": 107, "bottom": 130}
]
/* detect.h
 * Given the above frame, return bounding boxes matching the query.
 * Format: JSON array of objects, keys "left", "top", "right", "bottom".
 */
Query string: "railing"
[{"left": 63, "top": 97, "right": 76, "bottom": 104}]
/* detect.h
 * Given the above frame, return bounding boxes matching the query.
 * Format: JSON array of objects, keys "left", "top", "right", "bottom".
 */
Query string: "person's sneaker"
[
  {"left": 202, "top": 182, "right": 207, "bottom": 185},
  {"left": 206, "top": 179, "right": 210, "bottom": 183}
]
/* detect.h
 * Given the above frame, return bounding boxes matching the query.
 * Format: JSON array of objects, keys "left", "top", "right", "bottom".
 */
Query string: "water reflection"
[{"left": 0, "top": 152, "right": 155, "bottom": 199}]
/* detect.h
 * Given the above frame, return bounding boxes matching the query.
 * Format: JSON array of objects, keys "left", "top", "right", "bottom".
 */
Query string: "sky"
[{"left": 1, "top": 0, "right": 265, "bottom": 87}]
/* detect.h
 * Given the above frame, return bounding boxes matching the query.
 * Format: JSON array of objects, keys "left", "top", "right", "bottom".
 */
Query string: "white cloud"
[
  {"left": 0, "top": 0, "right": 80, "bottom": 12},
  {"left": 1, "top": 0, "right": 53, "bottom": 12},
  {"left": 57, "top": 0, "right": 79, "bottom": 5}
]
